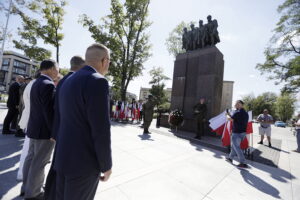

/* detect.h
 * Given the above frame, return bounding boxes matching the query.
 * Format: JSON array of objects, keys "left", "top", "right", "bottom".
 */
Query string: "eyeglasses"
[{"left": 103, "top": 57, "right": 111, "bottom": 63}]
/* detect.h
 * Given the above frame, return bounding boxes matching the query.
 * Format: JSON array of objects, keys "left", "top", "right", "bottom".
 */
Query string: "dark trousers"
[
  {"left": 3, "top": 107, "right": 19, "bottom": 132},
  {"left": 139, "top": 111, "right": 143, "bottom": 121},
  {"left": 44, "top": 146, "right": 57, "bottom": 200},
  {"left": 56, "top": 172, "right": 100, "bottom": 200},
  {"left": 196, "top": 119, "right": 205, "bottom": 138}
]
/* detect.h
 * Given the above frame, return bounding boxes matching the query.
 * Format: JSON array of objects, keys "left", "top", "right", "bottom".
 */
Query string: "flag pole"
[{"left": 0, "top": 0, "right": 13, "bottom": 68}]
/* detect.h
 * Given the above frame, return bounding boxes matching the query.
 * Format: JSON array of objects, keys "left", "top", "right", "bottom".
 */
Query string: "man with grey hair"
[
  {"left": 54, "top": 44, "right": 112, "bottom": 200},
  {"left": 2, "top": 75, "right": 24, "bottom": 134}
]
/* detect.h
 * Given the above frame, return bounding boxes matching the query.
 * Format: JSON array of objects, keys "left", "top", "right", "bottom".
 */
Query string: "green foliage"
[
  {"left": 13, "top": 0, "right": 66, "bottom": 62},
  {"left": 256, "top": 0, "right": 300, "bottom": 93},
  {"left": 242, "top": 92, "right": 277, "bottom": 117},
  {"left": 165, "top": 21, "right": 194, "bottom": 58},
  {"left": 80, "top": 0, "right": 151, "bottom": 101},
  {"left": 59, "top": 68, "right": 69, "bottom": 76},
  {"left": 12, "top": 14, "right": 52, "bottom": 61},
  {"left": 149, "top": 66, "right": 170, "bottom": 107},
  {"left": 275, "top": 93, "right": 297, "bottom": 122}
]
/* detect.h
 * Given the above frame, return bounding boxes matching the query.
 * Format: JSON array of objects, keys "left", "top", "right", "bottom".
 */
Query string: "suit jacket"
[
  {"left": 55, "top": 66, "right": 112, "bottom": 176},
  {"left": 51, "top": 71, "right": 74, "bottom": 140},
  {"left": 26, "top": 75, "right": 56, "bottom": 139},
  {"left": 7, "top": 82, "right": 21, "bottom": 108}
]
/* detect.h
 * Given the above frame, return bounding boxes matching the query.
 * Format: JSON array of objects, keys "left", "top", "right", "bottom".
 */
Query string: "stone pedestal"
[{"left": 170, "top": 46, "right": 224, "bottom": 133}]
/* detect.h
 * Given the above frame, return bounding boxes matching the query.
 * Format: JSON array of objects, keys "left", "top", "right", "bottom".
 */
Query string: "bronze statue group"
[{"left": 182, "top": 15, "right": 220, "bottom": 51}]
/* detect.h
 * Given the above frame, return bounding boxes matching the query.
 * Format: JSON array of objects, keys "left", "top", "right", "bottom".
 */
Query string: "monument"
[{"left": 170, "top": 15, "right": 224, "bottom": 133}]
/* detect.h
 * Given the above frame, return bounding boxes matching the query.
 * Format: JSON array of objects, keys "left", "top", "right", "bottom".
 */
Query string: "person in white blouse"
[{"left": 17, "top": 73, "right": 40, "bottom": 181}]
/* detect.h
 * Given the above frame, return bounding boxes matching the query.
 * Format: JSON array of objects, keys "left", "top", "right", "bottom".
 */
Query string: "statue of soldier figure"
[
  {"left": 182, "top": 15, "right": 220, "bottom": 51},
  {"left": 205, "top": 15, "right": 220, "bottom": 46},
  {"left": 189, "top": 24, "right": 197, "bottom": 51},
  {"left": 182, "top": 27, "right": 189, "bottom": 51},
  {"left": 196, "top": 20, "right": 207, "bottom": 49}
]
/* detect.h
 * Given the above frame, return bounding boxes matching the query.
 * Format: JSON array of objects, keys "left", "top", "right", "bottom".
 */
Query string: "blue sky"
[{"left": 3, "top": 0, "right": 299, "bottom": 108}]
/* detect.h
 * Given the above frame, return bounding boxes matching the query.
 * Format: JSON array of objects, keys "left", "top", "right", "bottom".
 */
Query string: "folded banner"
[{"left": 209, "top": 110, "right": 253, "bottom": 149}]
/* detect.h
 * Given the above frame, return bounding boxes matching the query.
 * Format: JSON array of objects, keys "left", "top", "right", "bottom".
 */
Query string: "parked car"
[{"left": 274, "top": 121, "right": 286, "bottom": 128}]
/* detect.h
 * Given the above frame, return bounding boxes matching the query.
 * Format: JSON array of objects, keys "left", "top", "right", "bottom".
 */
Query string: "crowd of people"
[
  {"left": 1, "top": 43, "right": 300, "bottom": 199},
  {"left": 110, "top": 99, "right": 144, "bottom": 123},
  {"left": 2, "top": 43, "right": 115, "bottom": 200}
]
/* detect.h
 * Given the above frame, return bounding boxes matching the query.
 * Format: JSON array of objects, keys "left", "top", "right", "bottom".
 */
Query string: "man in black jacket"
[
  {"left": 225, "top": 100, "right": 249, "bottom": 169},
  {"left": 21, "top": 60, "right": 58, "bottom": 200},
  {"left": 2, "top": 75, "right": 24, "bottom": 134},
  {"left": 44, "top": 55, "right": 85, "bottom": 200},
  {"left": 54, "top": 44, "right": 112, "bottom": 200}
]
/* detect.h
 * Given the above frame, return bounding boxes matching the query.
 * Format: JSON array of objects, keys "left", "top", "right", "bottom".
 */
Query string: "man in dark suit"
[
  {"left": 2, "top": 75, "right": 24, "bottom": 134},
  {"left": 21, "top": 60, "right": 58, "bottom": 200},
  {"left": 54, "top": 44, "right": 112, "bottom": 200},
  {"left": 44, "top": 56, "right": 85, "bottom": 200}
]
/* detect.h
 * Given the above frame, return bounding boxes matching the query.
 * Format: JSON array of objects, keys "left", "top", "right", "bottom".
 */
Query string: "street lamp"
[{"left": 0, "top": 0, "right": 13, "bottom": 69}]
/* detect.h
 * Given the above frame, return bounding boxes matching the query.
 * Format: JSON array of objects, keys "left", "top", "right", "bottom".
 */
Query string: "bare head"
[
  {"left": 70, "top": 56, "right": 85, "bottom": 72},
  {"left": 40, "top": 59, "right": 59, "bottom": 80},
  {"left": 85, "top": 43, "right": 110, "bottom": 75},
  {"left": 16, "top": 75, "right": 24, "bottom": 83},
  {"left": 234, "top": 100, "right": 244, "bottom": 110},
  {"left": 200, "top": 98, "right": 205, "bottom": 104},
  {"left": 263, "top": 109, "right": 269, "bottom": 115}
]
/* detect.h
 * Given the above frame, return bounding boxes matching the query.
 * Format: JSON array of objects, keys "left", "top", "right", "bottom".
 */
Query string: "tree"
[
  {"left": 80, "top": 0, "right": 151, "bottom": 101},
  {"left": 149, "top": 67, "right": 170, "bottom": 107},
  {"left": 59, "top": 68, "right": 69, "bottom": 76},
  {"left": 13, "top": 0, "right": 66, "bottom": 63},
  {"left": 256, "top": 0, "right": 300, "bottom": 93},
  {"left": 12, "top": 15, "right": 52, "bottom": 61},
  {"left": 275, "top": 93, "right": 296, "bottom": 122},
  {"left": 242, "top": 92, "right": 277, "bottom": 117},
  {"left": 165, "top": 21, "right": 189, "bottom": 58}
]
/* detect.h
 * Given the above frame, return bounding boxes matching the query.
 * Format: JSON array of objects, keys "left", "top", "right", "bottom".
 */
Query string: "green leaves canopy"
[
  {"left": 149, "top": 66, "right": 170, "bottom": 107},
  {"left": 256, "top": 0, "right": 300, "bottom": 93},
  {"left": 80, "top": 0, "right": 151, "bottom": 101},
  {"left": 13, "top": 0, "right": 66, "bottom": 62}
]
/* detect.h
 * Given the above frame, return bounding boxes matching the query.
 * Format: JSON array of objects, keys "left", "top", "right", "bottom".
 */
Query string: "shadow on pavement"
[
  {"left": 250, "top": 162, "right": 295, "bottom": 183},
  {"left": 240, "top": 169, "right": 281, "bottom": 199},
  {"left": 0, "top": 132, "right": 24, "bottom": 199},
  {"left": 138, "top": 134, "right": 154, "bottom": 141}
]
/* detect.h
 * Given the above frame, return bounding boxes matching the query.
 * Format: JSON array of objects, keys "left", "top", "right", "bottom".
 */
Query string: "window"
[
  {"left": 1, "top": 58, "right": 10, "bottom": 71},
  {"left": 13, "top": 60, "right": 29, "bottom": 75},
  {"left": 0, "top": 71, "right": 6, "bottom": 83}
]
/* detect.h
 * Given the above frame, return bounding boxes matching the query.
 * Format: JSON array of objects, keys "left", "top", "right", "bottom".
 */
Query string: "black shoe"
[
  {"left": 258, "top": 141, "right": 263, "bottom": 144},
  {"left": 269, "top": 143, "right": 272, "bottom": 147},
  {"left": 225, "top": 157, "right": 233, "bottom": 163},
  {"left": 2, "top": 130, "right": 13, "bottom": 135},
  {"left": 15, "top": 131, "right": 25, "bottom": 138},
  {"left": 194, "top": 136, "right": 201, "bottom": 140},
  {"left": 237, "top": 163, "right": 248, "bottom": 169},
  {"left": 20, "top": 192, "right": 25, "bottom": 197}
]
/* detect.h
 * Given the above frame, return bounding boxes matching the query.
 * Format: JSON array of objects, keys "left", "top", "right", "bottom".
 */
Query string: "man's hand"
[
  {"left": 50, "top": 138, "right": 56, "bottom": 142},
  {"left": 100, "top": 169, "right": 112, "bottom": 182}
]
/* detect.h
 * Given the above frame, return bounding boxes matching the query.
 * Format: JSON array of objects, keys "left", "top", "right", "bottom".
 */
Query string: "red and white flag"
[{"left": 209, "top": 110, "right": 253, "bottom": 149}]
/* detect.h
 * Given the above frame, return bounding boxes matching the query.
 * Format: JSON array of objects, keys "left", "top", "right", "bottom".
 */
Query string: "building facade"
[
  {"left": 220, "top": 81, "right": 234, "bottom": 111},
  {"left": 0, "top": 51, "right": 38, "bottom": 92},
  {"left": 139, "top": 87, "right": 172, "bottom": 101}
]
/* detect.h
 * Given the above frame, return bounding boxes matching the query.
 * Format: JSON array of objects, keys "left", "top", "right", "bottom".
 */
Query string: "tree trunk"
[
  {"left": 56, "top": 45, "right": 59, "bottom": 63},
  {"left": 121, "top": 89, "right": 126, "bottom": 102}
]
